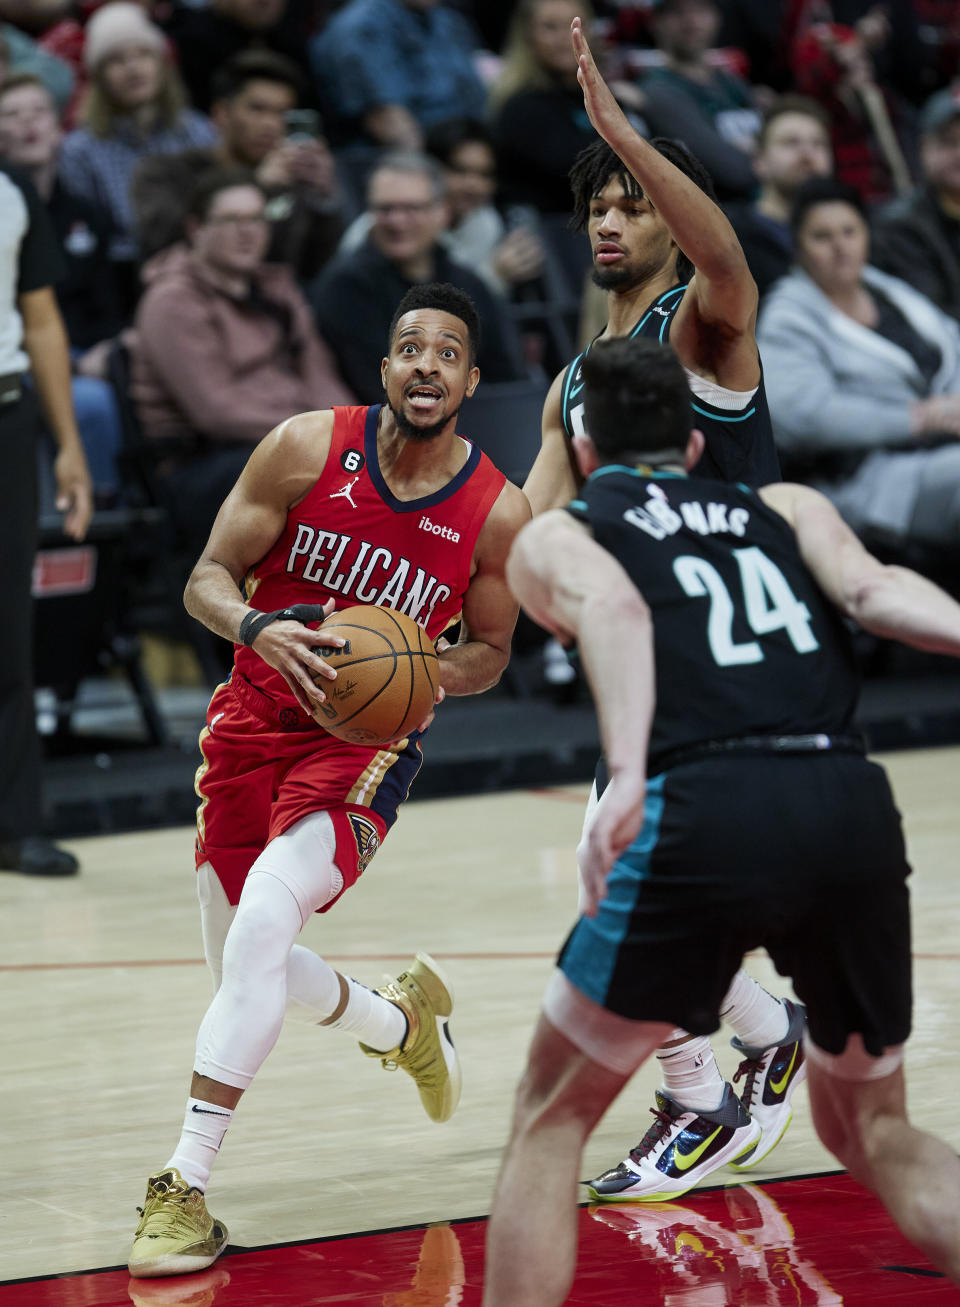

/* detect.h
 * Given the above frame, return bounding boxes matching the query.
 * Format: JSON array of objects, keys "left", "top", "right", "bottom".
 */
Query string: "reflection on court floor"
[{"left": 1, "top": 1173, "right": 955, "bottom": 1306}]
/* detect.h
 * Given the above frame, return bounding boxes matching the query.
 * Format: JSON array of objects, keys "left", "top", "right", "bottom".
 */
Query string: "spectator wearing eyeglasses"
[
  {"left": 309, "top": 151, "right": 524, "bottom": 402},
  {"left": 337, "top": 118, "right": 547, "bottom": 297},
  {"left": 130, "top": 168, "right": 354, "bottom": 562}
]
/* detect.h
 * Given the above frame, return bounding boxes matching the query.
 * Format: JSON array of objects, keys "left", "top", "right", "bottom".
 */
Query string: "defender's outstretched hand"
[{"left": 571, "top": 16, "right": 632, "bottom": 149}]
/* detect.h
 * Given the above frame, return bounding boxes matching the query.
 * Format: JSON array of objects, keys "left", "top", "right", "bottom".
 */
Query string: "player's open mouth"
[
  {"left": 595, "top": 242, "right": 624, "bottom": 264},
  {"left": 406, "top": 386, "right": 443, "bottom": 409}
]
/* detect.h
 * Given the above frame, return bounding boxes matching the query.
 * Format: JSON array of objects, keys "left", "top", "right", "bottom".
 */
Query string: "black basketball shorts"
[{"left": 558, "top": 753, "right": 912, "bottom": 1056}]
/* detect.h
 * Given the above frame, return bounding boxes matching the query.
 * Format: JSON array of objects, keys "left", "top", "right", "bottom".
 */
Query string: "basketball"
[{"left": 309, "top": 605, "right": 440, "bottom": 746}]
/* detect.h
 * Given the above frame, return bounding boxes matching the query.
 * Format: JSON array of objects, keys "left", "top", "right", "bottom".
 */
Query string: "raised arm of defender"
[{"left": 570, "top": 16, "right": 760, "bottom": 384}]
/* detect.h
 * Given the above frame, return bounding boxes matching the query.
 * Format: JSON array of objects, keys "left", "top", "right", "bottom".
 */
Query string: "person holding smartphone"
[{"left": 132, "top": 50, "right": 347, "bottom": 283}]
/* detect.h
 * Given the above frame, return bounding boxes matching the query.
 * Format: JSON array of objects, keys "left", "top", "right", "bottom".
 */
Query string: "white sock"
[
  {"left": 166, "top": 1097, "right": 234, "bottom": 1192},
  {"left": 720, "top": 971, "right": 789, "bottom": 1049},
  {"left": 324, "top": 975, "right": 407, "bottom": 1051},
  {"left": 285, "top": 947, "right": 407, "bottom": 1050},
  {"left": 655, "top": 1032, "right": 726, "bottom": 1111}
]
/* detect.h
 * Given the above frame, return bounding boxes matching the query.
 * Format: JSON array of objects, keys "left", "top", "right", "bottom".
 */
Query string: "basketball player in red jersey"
[{"left": 127, "top": 283, "right": 530, "bottom": 1279}]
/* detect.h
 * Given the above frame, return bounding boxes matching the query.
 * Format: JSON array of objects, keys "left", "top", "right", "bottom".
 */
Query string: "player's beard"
[
  {"left": 591, "top": 263, "right": 642, "bottom": 292},
  {"left": 591, "top": 246, "right": 675, "bottom": 293},
  {"left": 389, "top": 397, "right": 458, "bottom": 441}
]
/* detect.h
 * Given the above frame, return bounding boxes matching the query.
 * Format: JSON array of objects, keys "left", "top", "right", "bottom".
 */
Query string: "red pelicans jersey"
[{"left": 233, "top": 403, "right": 507, "bottom": 710}]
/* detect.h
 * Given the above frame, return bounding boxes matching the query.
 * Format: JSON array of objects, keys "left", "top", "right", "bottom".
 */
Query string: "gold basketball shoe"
[
  {"left": 360, "top": 952, "right": 462, "bottom": 1123},
  {"left": 128, "top": 1168, "right": 228, "bottom": 1278}
]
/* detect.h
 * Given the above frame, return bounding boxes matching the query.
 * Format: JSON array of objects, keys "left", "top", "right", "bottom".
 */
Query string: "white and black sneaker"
[
  {"left": 728, "top": 999, "right": 807, "bottom": 1170},
  {"left": 584, "top": 1082, "right": 761, "bottom": 1202}
]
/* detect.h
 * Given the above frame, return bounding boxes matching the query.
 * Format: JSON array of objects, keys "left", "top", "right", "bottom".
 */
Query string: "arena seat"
[
  {"left": 458, "top": 378, "right": 549, "bottom": 487},
  {"left": 107, "top": 337, "right": 231, "bottom": 687},
  {"left": 33, "top": 499, "right": 169, "bottom": 747}
]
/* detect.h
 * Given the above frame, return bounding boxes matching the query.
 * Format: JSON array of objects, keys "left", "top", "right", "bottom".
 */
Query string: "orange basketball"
[{"left": 309, "top": 605, "right": 440, "bottom": 746}]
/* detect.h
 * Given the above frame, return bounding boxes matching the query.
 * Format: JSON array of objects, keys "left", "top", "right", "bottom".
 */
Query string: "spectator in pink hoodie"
[{"left": 131, "top": 167, "right": 353, "bottom": 557}]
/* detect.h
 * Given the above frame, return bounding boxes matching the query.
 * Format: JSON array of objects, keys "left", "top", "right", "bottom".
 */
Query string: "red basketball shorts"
[{"left": 194, "top": 672, "right": 423, "bottom": 910}]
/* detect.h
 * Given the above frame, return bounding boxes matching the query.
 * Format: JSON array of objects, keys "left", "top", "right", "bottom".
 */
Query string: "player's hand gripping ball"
[{"left": 310, "top": 605, "right": 440, "bottom": 745}]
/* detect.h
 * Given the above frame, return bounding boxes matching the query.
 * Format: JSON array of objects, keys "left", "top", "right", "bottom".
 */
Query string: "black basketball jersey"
[
  {"left": 559, "top": 284, "right": 781, "bottom": 487},
  {"left": 568, "top": 468, "right": 859, "bottom": 772}
]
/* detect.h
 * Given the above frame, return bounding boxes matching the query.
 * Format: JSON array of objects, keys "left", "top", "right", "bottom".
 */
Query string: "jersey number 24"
[{"left": 673, "top": 546, "right": 820, "bottom": 667}]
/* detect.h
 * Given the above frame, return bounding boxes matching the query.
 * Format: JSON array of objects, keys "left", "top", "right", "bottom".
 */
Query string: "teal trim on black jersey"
[
  {"left": 558, "top": 775, "right": 667, "bottom": 1009},
  {"left": 627, "top": 284, "right": 688, "bottom": 342},
  {"left": 558, "top": 279, "right": 780, "bottom": 488},
  {"left": 590, "top": 463, "right": 645, "bottom": 479},
  {"left": 560, "top": 285, "right": 689, "bottom": 441},
  {"left": 561, "top": 351, "right": 586, "bottom": 414},
  {"left": 692, "top": 402, "right": 757, "bottom": 423},
  {"left": 587, "top": 464, "right": 686, "bottom": 483}
]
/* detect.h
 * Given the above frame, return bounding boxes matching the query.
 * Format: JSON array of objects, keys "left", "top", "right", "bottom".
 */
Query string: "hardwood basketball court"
[{"left": 2, "top": 746, "right": 958, "bottom": 1303}]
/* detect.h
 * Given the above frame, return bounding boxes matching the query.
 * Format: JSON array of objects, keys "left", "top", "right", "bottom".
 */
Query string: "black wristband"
[
  {"left": 237, "top": 610, "right": 278, "bottom": 648},
  {"left": 237, "top": 604, "right": 330, "bottom": 648}
]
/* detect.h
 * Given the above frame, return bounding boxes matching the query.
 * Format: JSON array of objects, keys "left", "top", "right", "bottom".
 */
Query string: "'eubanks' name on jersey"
[
  {"left": 285, "top": 523, "right": 452, "bottom": 625},
  {"left": 626, "top": 482, "right": 751, "bottom": 541}
]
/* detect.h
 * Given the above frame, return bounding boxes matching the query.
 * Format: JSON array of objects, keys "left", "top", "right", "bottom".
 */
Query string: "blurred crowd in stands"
[{"left": 4, "top": 0, "right": 960, "bottom": 670}]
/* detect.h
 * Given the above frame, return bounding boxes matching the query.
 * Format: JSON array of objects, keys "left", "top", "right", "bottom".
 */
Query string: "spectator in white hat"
[{"left": 58, "top": 1, "right": 216, "bottom": 311}]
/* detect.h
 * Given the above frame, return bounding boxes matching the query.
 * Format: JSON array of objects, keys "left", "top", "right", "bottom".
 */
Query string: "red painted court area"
[{"left": 2, "top": 1173, "right": 956, "bottom": 1307}]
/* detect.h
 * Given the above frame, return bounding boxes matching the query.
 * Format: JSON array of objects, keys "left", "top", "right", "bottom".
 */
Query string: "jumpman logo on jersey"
[{"left": 329, "top": 476, "right": 359, "bottom": 508}]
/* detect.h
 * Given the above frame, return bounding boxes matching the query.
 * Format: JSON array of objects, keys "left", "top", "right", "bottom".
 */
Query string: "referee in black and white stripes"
[{"left": 0, "top": 159, "right": 92, "bottom": 876}]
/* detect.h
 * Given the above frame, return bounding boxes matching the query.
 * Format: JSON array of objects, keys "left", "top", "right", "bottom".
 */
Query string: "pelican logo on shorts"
[{"left": 347, "top": 812, "right": 381, "bottom": 873}]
